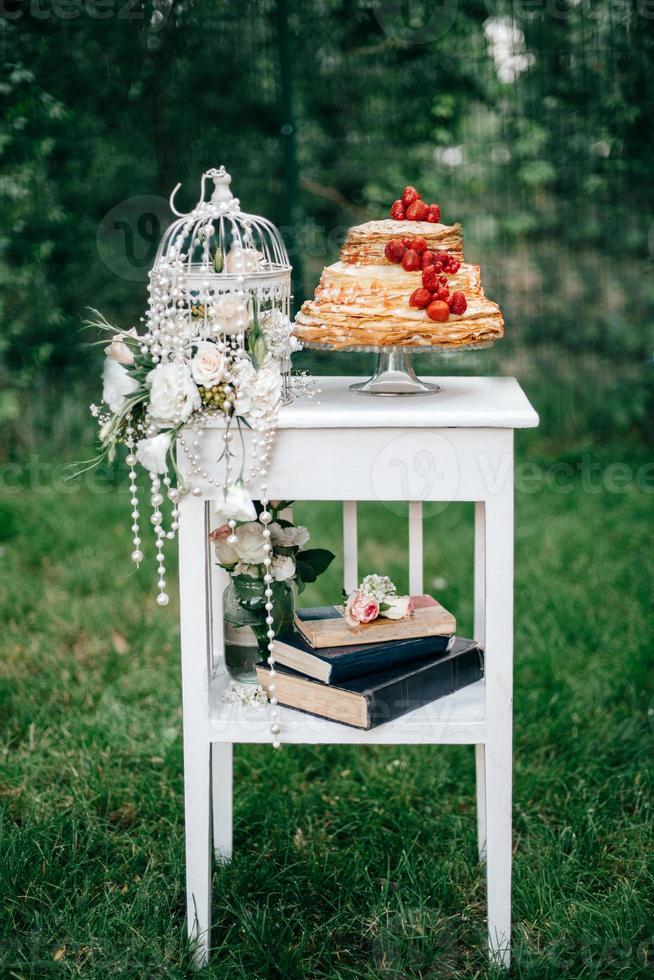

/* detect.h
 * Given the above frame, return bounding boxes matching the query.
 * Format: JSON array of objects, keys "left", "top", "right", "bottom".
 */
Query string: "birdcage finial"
[{"left": 205, "top": 166, "right": 233, "bottom": 205}]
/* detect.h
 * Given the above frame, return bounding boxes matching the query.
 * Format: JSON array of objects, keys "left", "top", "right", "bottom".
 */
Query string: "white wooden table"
[{"left": 177, "top": 375, "right": 539, "bottom": 968}]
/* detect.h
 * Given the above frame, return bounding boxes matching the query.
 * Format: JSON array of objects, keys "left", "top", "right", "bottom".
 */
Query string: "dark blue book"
[
  {"left": 256, "top": 638, "right": 483, "bottom": 730},
  {"left": 272, "top": 629, "right": 455, "bottom": 684}
]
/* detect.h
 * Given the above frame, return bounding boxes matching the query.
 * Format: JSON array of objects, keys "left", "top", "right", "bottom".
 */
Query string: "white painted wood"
[
  {"left": 408, "top": 502, "right": 423, "bottom": 595},
  {"left": 178, "top": 495, "right": 213, "bottom": 968},
  {"left": 474, "top": 500, "right": 488, "bottom": 862},
  {"left": 475, "top": 744, "right": 487, "bottom": 861},
  {"left": 482, "top": 440, "right": 514, "bottom": 968},
  {"left": 211, "top": 742, "right": 233, "bottom": 862},
  {"left": 343, "top": 501, "right": 358, "bottom": 593},
  {"left": 175, "top": 378, "right": 536, "bottom": 968},
  {"left": 208, "top": 674, "right": 486, "bottom": 745},
  {"left": 195, "top": 376, "right": 540, "bottom": 430},
  {"left": 474, "top": 501, "right": 486, "bottom": 645},
  {"left": 185, "top": 427, "right": 515, "bottom": 503}
]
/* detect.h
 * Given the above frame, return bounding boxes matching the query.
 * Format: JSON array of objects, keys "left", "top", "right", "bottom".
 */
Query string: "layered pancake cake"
[{"left": 294, "top": 187, "right": 504, "bottom": 349}]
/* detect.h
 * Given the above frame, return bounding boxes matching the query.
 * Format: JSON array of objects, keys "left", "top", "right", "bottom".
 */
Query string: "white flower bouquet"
[{"left": 210, "top": 502, "right": 334, "bottom": 656}]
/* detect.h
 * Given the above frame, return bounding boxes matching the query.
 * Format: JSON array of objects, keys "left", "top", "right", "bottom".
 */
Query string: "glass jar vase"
[{"left": 222, "top": 576, "right": 294, "bottom": 684}]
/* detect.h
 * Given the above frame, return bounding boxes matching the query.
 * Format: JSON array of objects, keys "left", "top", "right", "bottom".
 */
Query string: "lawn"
[{"left": 0, "top": 460, "right": 652, "bottom": 978}]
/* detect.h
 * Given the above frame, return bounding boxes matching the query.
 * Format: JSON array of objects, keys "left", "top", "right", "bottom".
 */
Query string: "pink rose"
[
  {"left": 345, "top": 590, "right": 379, "bottom": 626},
  {"left": 209, "top": 523, "right": 238, "bottom": 566}
]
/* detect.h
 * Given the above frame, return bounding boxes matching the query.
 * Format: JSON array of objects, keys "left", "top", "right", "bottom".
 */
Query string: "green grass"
[{"left": 0, "top": 462, "right": 653, "bottom": 978}]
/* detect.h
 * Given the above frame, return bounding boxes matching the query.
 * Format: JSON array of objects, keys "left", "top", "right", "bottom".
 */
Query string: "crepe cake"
[{"left": 294, "top": 188, "right": 504, "bottom": 349}]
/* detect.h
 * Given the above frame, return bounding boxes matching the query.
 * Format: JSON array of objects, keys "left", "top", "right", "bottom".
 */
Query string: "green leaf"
[
  {"left": 296, "top": 548, "right": 335, "bottom": 576},
  {"left": 295, "top": 558, "right": 318, "bottom": 584}
]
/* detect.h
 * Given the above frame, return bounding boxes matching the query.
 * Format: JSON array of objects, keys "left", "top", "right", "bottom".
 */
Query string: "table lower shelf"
[{"left": 208, "top": 671, "right": 486, "bottom": 745}]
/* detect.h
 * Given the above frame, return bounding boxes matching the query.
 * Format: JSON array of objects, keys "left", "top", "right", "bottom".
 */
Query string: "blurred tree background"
[{"left": 1, "top": 0, "right": 653, "bottom": 459}]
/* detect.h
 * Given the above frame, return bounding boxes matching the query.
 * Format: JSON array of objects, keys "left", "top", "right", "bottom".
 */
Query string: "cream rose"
[
  {"left": 379, "top": 594, "right": 414, "bottom": 620},
  {"left": 135, "top": 432, "right": 172, "bottom": 475},
  {"left": 191, "top": 341, "right": 227, "bottom": 387},
  {"left": 105, "top": 328, "right": 137, "bottom": 366},
  {"left": 272, "top": 554, "right": 295, "bottom": 582},
  {"left": 147, "top": 362, "right": 200, "bottom": 425},
  {"left": 232, "top": 522, "right": 267, "bottom": 565},
  {"left": 102, "top": 358, "right": 139, "bottom": 414},
  {"left": 345, "top": 590, "right": 379, "bottom": 627}
]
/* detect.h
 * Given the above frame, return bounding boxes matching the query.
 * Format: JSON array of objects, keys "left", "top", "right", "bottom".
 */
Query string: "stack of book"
[{"left": 256, "top": 595, "right": 483, "bottom": 730}]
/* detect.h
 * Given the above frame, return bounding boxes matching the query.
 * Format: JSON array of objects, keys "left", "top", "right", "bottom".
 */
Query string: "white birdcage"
[
  {"left": 90, "top": 166, "right": 302, "bottom": 612},
  {"left": 144, "top": 166, "right": 293, "bottom": 393}
]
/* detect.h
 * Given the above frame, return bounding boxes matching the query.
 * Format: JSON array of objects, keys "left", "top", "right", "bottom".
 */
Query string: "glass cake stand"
[{"left": 303, "top": 340, "right": 496, "bottom": 395}]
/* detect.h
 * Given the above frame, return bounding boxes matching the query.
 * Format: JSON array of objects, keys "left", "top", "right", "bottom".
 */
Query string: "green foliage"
[
  {"left": 0, "top": 477, "right": 652, "bottom": 976},
  {"left": 0, "top": 1, "right": 653, "bottom": 450}
]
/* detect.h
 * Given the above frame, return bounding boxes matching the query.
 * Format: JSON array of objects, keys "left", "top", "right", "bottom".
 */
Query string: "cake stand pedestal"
[
  {"left": 350, "top": 349, "right": 440, "bottom": 395},
  {"left": 303, "top": 340, "right": 496, "bottom": 396}
]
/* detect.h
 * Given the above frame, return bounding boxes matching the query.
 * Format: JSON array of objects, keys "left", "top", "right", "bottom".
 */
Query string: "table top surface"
[{"left": 204, "top": 376, "right": 539, "bottom": 430}]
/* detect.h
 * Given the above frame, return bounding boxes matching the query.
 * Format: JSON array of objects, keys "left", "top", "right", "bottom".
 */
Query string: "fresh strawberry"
[
  {"left": 422, "top": 267, "right": 440, "bottom": 291},
  {"left": 426, "top": 300, "right": 450, "bottom": 322},
  {"left": 401, "top": 186, "right": 420, "bottom": 208},
  {"left": 421, "top": 249, "right": 436, "bottom": 269},
  {"left": 411, "top": 237, "right": 427, "bottom": 254},
  {"left": 405, "top": 199, "right": 429, "bottom": 222},
  {"left": 432, "top": 260, "right": 443, "bottom": 273},
  {"left": 401, "top": 249, "right": 421, "bottom": 271},
  {"left": 437, "top": 287, "right": 450, "bottom": 301},
  {"left": 449, "top": 291, "right": 467, "bottom": 315},
  {"left": 426, "top": 204, "right": 441, "bottom": 223},
  {"left": 390, "top": 200, "right": 405, "bottom": 220},
  {"left": 384, "top": 239, "right": 406, "bottom": 263},
  {"left": 409, "top": 287, "right": 432, "bottom": 309}
]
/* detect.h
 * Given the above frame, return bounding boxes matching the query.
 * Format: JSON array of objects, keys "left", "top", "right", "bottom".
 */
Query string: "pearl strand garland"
[
  {"left": 258, "top": 490, "right": 281, "bottom": 748},
  {"left": 150, "top": 473, "right": 169, "bottom": 607},
  {"left": 125, "top": 430, "right": 143, "bottom": 566}
]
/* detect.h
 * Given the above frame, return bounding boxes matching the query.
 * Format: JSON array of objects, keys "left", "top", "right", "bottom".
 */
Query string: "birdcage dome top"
[{"left": 153, "top": 166, "right": 291, "bottom": 292}]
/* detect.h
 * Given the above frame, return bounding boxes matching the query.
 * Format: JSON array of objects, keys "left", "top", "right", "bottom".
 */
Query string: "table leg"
[
  {"left": 179, "top": 496, "right": 213, "bottom": 967},
  {"left": 211, "top": 742, "right": 233, "bottom": 861},
  {"left": 483, "top": 480, "right": 514, "bottom": 968},
  {"left": 474, "top": 501, "right": 487, "bottom": 862}
]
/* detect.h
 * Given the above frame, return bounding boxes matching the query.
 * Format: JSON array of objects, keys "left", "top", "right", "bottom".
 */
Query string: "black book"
[
  {"left": 272, "top": 629, "right": 455, "bottom": 685},
  {"left": 256, "top": 637, "right": 483, "bottom": 731}
]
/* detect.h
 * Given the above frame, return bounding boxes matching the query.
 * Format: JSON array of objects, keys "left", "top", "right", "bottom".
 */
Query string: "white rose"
[
  {"left": 214, "top": 295, "right": 252, "bottom": 336},
  {"left": 237, "top": 359, "right": 282, "bottom": 422},
  {"left": 135, "top": 432, "right": 172, "bottom": 474},
  {"left": 102, "top": 358, "right": 139, "bottom": 414},
  {"left": 213, "top": 485, "right": 257, "bottom": 523},
  {"left": 225, "top": 245, "right": 263, "bottom": 274},
  {"left": 191, "top": 341, "right": 227, "bottom": 387},
  {"left": 105, "top": 328, "right": 137, "bottom": 366},
  {"left": 272, "top": 554, "right": 296, "bottom": 582},
  {"left": 147, "top": 362, "right": 201, "bottom": 425},
  {"left": 379, "top": 595, "right": 414, "bottom": 620},
  {"left": 232, "top": 359, "right": 258, "bottom": 416},
  {"left": 233, "top": 522, "right": 267, "bottom": 564},
  {"left": 269, "top": 523, "right": 310, "bottom": 549}
]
